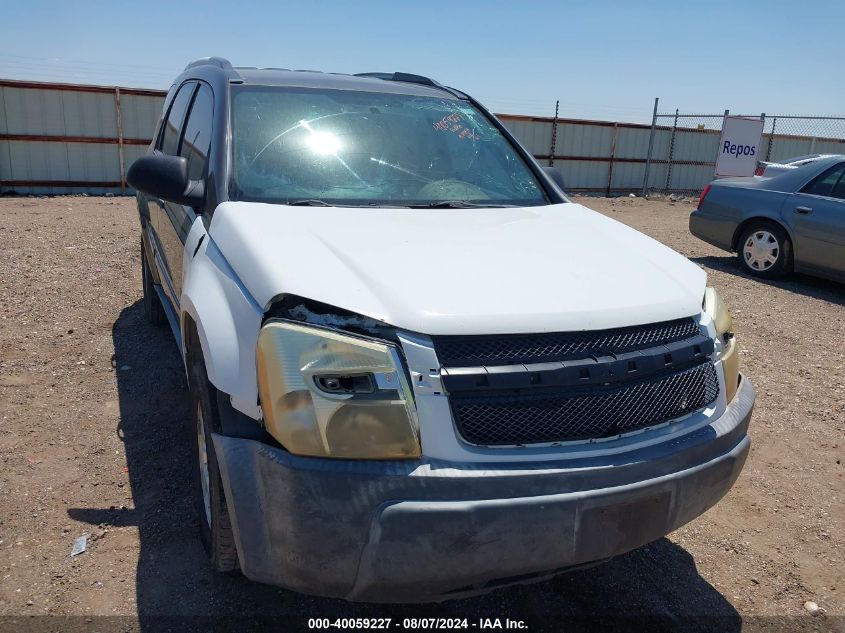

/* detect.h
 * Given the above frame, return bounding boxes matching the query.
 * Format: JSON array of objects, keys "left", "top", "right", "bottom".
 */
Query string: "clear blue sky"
[{"left": 1, "top": 0, "right": 841, "bottom": 123}]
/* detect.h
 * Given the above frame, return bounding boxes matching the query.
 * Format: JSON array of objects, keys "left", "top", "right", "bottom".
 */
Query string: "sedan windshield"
[{"left": 230, "top": 86, "right": 548, "bottom": 207}]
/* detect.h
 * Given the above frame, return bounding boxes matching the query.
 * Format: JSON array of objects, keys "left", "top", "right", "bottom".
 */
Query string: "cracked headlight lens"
[
  {"left": 704, "top": 287, "right": 739, "bottom": 402},
  {"left": 256, "top": 321, "right": 420, "bottom": 459}
]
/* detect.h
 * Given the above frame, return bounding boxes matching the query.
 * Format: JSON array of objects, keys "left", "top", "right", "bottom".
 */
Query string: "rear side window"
[
  {"left": 832, "top": 179, "right": 845, "bottom": 200},
  {"left": 801, "top": 164, "right": 845, "bottom": 198},
  {"left": 159, "top": 82, "right": 196, "bottom": 156},
  {"left": 180, "top": 84, "right": 214, "bottom": 180}
]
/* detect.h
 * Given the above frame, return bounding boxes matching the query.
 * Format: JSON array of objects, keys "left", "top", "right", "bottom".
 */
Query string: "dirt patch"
[{"left": 0, "top": 195, "right": 842, "bottom": 630}]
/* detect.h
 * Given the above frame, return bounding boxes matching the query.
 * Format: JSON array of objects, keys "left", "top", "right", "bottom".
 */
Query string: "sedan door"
[{"left": 784, "top": 162, "right": 845, "bottom": 277}]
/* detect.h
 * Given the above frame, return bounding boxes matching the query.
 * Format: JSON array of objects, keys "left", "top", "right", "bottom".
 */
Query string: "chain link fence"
[
  {"left": 760, "top": 115, "right": 845, "bottom": 162},
  {"left": 642, "top": 108, "right": 845, "bottom": 196}
]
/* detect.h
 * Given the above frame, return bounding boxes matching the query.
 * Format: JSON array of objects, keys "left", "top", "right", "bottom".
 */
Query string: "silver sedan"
[{"left": 690, "top": 155, "right": 845, "bottom": 282}]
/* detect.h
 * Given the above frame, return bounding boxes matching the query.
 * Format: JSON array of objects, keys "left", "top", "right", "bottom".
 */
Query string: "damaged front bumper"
[{"left": 212, "top": 375, "right": 755, "bottom": 603}]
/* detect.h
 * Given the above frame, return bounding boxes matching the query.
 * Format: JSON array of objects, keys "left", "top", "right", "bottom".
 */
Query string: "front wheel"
[
  {"left": 188, "top": 354, "right": 239, "bottom": 572},
  {"left": 737, "top": 222, "right": 793, "bottom": 279}
]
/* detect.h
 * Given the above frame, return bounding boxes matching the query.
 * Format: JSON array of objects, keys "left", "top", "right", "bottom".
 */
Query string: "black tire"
[
  {"left": 188, "top": 353, "right": 239, "bottom": 573},
  {"left": 737, "top": 221, "right": 793, "bottom": 279},
  {"left": 141, "top": 240, "right": 167, "bottom": 326}
]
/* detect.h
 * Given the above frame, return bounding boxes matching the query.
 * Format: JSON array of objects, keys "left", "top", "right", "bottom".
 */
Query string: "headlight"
[
  {"left": 703, "top": 287, "right": 739, "bottom": 402},
  {"left": 256, "top": 320, "right": 420, "bottom": 459}
]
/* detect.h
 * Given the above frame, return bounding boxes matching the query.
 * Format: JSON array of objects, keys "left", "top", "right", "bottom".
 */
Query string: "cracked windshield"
[{"left": 231, "top": 86, "right": 548, "bottom": 207}]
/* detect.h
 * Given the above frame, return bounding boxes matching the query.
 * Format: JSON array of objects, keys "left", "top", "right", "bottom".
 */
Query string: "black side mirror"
[
  {"left": 127, "top": 154, "right": 205, "bottom": 209},
  {"left": 543, "top": 166, "right": 566, "bottom": 192}
]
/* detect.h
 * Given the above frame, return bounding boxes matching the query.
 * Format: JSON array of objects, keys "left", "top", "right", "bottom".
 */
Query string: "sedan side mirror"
[
  {"left": 543, "top": 166, "right": 566, "bottom": 192},
  {"left": 127, "top": 153, "right": 205, "bottom": 209}
]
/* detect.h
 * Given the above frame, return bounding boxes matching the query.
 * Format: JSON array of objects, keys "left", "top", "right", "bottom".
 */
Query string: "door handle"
[{"left": 794, "top": 206, "right": 813, "bottom": 215}]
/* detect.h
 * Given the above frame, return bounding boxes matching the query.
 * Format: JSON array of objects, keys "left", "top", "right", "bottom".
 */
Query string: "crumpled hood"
[{"left": 209, "top": 201, "right": 706, "bottom": 335}]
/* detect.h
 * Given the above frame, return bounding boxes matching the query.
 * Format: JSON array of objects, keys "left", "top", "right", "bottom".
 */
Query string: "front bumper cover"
[{"left": 213, "top": 375, "right": 755, "bottom": 602}]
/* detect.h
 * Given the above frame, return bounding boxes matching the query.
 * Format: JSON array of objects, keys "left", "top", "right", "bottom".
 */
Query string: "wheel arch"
[
  {"left": 182, "top": 311, "right": 201, "bottom": 369},
  {"left": 731, "top": 215, "right": 795, "bottom": 252},
  {"left": 180, "top": 228, "right": 264, "bottom": 420}
]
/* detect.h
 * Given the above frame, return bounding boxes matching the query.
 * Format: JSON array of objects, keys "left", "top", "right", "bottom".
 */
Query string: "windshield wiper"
[
  {"left": 286, "top": 199, "right": 335, "bottom": 206},
  {"left": 286, "top": 199, "right": 514, "bottom": 209},
  {"left": 286, "top": 199, "right": 415, "bottom": 208},
  {"left": 409, "top": 201, "right": 515, "bottom": 209}
]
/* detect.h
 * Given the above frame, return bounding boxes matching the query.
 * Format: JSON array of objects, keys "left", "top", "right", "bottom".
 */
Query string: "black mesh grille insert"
[
  {"left": 451, "top": 361, "right": 719, "bottom": 446},
  {"left": 434, "top": 318, "right": 700, "bottom": 367}
]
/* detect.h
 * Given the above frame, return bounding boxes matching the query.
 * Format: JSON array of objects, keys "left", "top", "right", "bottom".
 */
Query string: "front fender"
[{"left": 181, "top": 218, "right": 263, "bottom": 420}]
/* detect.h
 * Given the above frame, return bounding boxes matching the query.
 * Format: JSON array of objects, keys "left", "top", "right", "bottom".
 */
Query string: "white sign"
[{"left": 715, "top": 115, "right": 764, "bottom": 177}]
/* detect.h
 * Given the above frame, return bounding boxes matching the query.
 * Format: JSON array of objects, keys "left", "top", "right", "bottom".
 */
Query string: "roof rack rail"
[
  {"left": 354, "top": 71, "right": 442, "bottom": 88},
  {"left": 184, "top": 57, "right": 233, "bottom": 71}
]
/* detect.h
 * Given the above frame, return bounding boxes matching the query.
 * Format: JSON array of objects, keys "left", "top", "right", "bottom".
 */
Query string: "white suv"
[{"left": 128, "top": 57, "right": 755, "bottom": 602}]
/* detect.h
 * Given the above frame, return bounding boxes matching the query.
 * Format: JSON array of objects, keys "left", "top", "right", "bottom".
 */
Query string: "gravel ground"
[{"left": 0, "top": 195, "right": 842, "bottom": 632}]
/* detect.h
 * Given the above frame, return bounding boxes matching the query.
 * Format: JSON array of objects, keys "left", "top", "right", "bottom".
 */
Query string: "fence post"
[
  {"left": 548, "top": 100, "right": 559, "bottom": 167},
  {"left": 114, "top": 87, "right": 126, "bottom": 195},
  {"left": 713, "top": 109, "right": 730, "bottom": 176},
  {"left": 664, "top": 108, "right": 679, "bottom": 193},
  {"left": 765, "top": 116, "right": 777, "bottom": 162},
  {"left": 606, "top": 122, "right": 618, "bottom": 197},
  {"left": 641, "top": 97, "right": 659, "bottom": 196}
]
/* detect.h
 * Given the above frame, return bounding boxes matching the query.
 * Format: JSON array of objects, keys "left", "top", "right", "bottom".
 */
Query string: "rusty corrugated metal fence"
[
  {"left": 2, "top": 79, "right": 844, "bottom": 196},
  {"left": 0, "top": 79, "right": 164, "bottom": 195}
]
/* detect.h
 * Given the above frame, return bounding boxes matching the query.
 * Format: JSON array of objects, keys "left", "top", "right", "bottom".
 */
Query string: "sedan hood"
[{"left": 209, "top": 201, "right": 706, "bottom": 335}]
